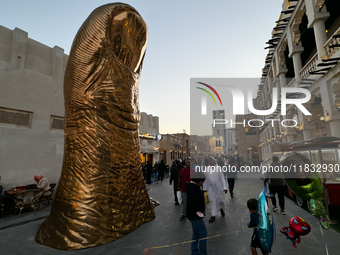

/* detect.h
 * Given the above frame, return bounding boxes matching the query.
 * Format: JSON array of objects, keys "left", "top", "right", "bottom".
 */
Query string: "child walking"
[{"left": 247, "top": 198, "right": 269, "bottom": 255}]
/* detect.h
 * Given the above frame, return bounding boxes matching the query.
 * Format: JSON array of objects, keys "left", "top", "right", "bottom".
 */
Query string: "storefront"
[{"left": 139, "top": 133, "right": 160, "bottom": 166}]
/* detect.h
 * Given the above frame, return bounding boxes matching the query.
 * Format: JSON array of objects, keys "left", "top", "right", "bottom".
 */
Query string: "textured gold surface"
[{"left": 35, "top": 3, "right": 155, "bottom": 250}]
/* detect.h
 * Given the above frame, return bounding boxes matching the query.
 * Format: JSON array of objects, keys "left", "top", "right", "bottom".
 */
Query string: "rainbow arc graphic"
[{"left": 196, "top": 82, "right": 222, "bottom": 115}]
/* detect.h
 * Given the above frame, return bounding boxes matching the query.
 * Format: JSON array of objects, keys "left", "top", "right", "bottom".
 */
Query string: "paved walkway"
[{"left": 1, "top": 172, "right": 339, "bottom": 255}]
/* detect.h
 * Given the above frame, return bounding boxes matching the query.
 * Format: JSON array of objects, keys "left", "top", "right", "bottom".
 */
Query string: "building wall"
[
  {"left": 139, "top": 112, "right": 160, "bottom": 165},
  {"left": 254, "top": 0, "right": 340, "bottom": 165},
  {"left": 159, "top": 134, "right": 184, "bottom": 165},
  {"left": 235, "top": 114, "right": 261, "bottom": 161},
  {"left": 190, "top": 135, "right": 210, "bottom": 158},
  {"left": 0, "top": 26, "right": 68, "bottom": 189},
  {"left": 173, "top": 133, "right": 190, "bottom": 160}
]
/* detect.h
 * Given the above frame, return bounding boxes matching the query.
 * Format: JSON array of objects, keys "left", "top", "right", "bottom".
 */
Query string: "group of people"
[
  {"left": 167, "top": 157, "right": 230, "bottom": 254},
  {"left": 170, "top": 156, "right": 239, "bottom": 220},
  {"left": 247, "top": 156, "right": 286, "bottom": 255},
  {"left": 143, "top": 160, "right": 168, "bottom": 184},
  {"left": 165, "top": 155, "right": 286, "bottom": 255}
]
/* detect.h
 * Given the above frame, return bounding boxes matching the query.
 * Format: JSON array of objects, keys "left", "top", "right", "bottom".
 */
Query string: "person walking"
[
  {"left": 203, "top": 157, "right": 228, "bottom": 223},
  {"left": 157, "top": 160, "right": 166, "bottom": 183},
  {"left": 170, "top": 160, "right": 182, "bottom": 205},
  {"left": 178, "top": 159, "right": 193, "bottom": 221},
  {"left": 186, "top": 172, "right": 207, "bottom": 255},
  {"left": 227, "top": 157, "right": 237, "bottom": 198},
  {"left": 264, "top": 156, "right": 286, "bottom": 215},
  {"left": 154, "top": 162, "right": 159, "bottom": 183},
  {"left": 146, "top": 161, "right": 152, "bottom": 184}
]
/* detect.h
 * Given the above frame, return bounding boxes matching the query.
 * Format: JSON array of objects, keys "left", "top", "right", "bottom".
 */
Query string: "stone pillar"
[
  {"left": 274, "top": 78, "right": 281, "bottom": 97},
  {"left": 279, "top": 71, "right": 287, "bottom": 87},
  {"left": 313, "top": 19, "right": 328, "bottom": 60},
  {"left": 305, "top": 0, "right": 329, "bottom": 60},
  {"left": 268, "top": 144, "right": 272, "bottom": 158},
  {"left": 275, "top": 50, "right": 287, "bottom": 90},
  {"left": 268, "top": 126, "right": 273, "bottom": 140},
  {"left": 291, "top": 51, "right": 303, "bottom": 83},
  {"left": 288, "top": 22, "right": 304, "bottom": 83}
]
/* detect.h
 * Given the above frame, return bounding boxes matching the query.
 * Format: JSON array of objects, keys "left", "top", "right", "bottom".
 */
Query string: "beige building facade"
[
  {"left": 189, "top": 135, "right": 210, "bottom": 158},
  {"left": 235, "top": 114, "right": 262, "bottom": 164},
  {"left": 254, "top": 0, "right": 340, "bottom": 172},
  {"left": 0, "top": 26, "right": 68, "bottom": 189},
  {"left": 159, "top": 133, "right": 190, "bottom": 165},
  {"left": 139, "top": 112, "right": 160, "bottom": 166}
]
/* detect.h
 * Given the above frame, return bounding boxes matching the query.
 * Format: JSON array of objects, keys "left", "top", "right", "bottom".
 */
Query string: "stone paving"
[{"left": 1, "top": 172, "right": 340, "bottom": 255}]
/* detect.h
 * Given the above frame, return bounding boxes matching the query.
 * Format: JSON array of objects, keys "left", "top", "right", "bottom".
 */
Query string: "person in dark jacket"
[
  {"left": 186, "top": 172, "right": 206, "bottom": 255},
  {"left": 157, "top": 160, "right": 166, "bottom": 183},
  {"left": 170, "top": 160, "right": 182, "bottom": 205},
  {"left": 146, "top": 161, "right": 152, "bottom": 184},
  {"left": 264, "top": 156, "right": 286, "bottom": 215},
  {"left": 227, "top": 157, "right": 237, "bottom": 197}
]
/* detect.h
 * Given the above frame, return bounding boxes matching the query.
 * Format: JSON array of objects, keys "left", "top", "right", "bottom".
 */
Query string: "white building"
[
  {"left": 255, "top": 0, "right": 340, "bottom": 174},
  {"left": 226, "top": 128, "right": 236, "bottom": 155},
  {"left": 212, "top": 110, "right": 226, "bottom": 154},
  {"left": 209, "top": 136, "right": 224, "bottom": 155}
]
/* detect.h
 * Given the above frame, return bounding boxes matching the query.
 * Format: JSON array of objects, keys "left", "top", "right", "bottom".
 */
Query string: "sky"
[{"left": 0, "top": 0, "right": 283, "bottom": 135}]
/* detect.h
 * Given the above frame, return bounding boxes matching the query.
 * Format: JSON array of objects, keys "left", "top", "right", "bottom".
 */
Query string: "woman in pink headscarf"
[{"left": 34, "top": 174, "right": 51, "bottom": 197}]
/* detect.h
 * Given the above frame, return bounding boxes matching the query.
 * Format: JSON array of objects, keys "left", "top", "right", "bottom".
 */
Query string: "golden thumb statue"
[{"left": 35, "top": 3, "right": 155, "bottom": 250}]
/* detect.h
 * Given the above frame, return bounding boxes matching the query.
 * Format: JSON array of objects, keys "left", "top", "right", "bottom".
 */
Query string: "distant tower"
[
  {"left": 212, "top": 110, "right": 226, "bottom": 154},
  {"left": 226, "top": 128, "right": 236, "bottom": 154}
]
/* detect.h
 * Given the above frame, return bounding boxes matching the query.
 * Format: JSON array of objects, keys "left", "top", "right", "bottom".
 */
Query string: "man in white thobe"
[{"left": 203, "top": 157, "right": 228, "bottom": 223}]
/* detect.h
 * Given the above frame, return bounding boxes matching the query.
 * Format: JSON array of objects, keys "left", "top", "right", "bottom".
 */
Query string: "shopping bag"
[
  {"left": 204, "top": 191, "right": 209, "bottom": 204},
  {"left": 177, "top": 191, "right": 182, "bottom": 204},
  {"left": 156, "top": 172, "right": 159, "bottom": 180}
]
